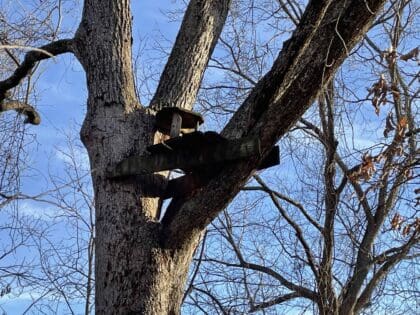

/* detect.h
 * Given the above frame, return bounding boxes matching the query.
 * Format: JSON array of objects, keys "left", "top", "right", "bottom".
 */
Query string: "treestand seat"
[{"left": 155, "top": 107, "right": 204, "bottom": 136}]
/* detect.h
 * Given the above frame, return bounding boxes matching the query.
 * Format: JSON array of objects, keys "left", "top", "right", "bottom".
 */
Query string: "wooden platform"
[
  {"left": 107, "top": 130, "right": 280, "bottom": 191},
  {"left": 108, "top": 132, "right": 261, "bottom": 178}
]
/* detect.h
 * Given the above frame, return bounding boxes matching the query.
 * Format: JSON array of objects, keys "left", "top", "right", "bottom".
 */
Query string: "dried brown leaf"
[{"left": 400, "top": 47, "right": 419, "bottom": 61}]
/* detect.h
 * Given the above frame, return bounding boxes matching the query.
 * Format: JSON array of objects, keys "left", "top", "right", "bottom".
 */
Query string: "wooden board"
[
  {"left": 108, "top": 136, "right": 261, "bottom": 178},
  {"left": 131, "top": 146, "right": 280, "bottom": 199}
]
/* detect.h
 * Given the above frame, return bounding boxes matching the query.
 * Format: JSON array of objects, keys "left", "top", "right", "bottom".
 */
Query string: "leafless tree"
[
  {"left": 0, "top": 1, "right": 86, "bottom": 312},
  {"left": 25, "top": 132, "right": 95, "bottom": 314},
  {"left": 0, "top": 130, "right": 95, "bottom": 314},
  {"left": 182, "top": 1, "right": 419, "bottom": 314},
  {"left": 0, "top": 0, "right": 415, "bottom": 314}
]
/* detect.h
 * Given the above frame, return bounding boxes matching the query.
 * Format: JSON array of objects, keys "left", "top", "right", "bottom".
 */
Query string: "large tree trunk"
[
  {"left": 73, "top": 1, "right": 229, "bottom": 313},
  {"left": 75, "top": 1, "right": 180, "bottom": 313}
]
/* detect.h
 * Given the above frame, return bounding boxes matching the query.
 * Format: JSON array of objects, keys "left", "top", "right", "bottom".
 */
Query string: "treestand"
[
  {"left": 107, "top": 106, "right": 279, "bottom": 200},
  {"left": 107, "top": 130, "right": 279, "bottom": 199},
  {"left": 109, "top": 104, "right": 279, "bottom": 178}
]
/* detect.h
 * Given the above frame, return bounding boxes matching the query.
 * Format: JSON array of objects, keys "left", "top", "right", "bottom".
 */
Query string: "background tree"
[
  {"left": 0, "top": 0, "right": 65, "bottom": 307},
  {"left": 0, "top": 1, "right": 94, "bottom": 313},
  {"left": 0, "top": 128, "right": 95, "bottom": 313},
  {"left": 181, "top": 1, "right": 419, "bottom": 314},
  {"left": 1, "top": 0, "right": 417, "bottom": 314},
  {"left": 27, "top": 133, "right": 95, "bottom": 314}
]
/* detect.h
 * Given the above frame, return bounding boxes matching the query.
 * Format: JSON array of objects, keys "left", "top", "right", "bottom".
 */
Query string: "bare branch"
[
  {"left": 298, "top": 117, "right": 375, "bottom": 222},
  {"left": 242, "top": 184, "right": 323, "bottom": 232},
  {"left": 183, "top": 231, "right": 208, "bottom": 303},
  {"left": 0, "top": 99, "right": 40, "bottom": 125},
  {"left": 0, "top": 39, "right": 74, "bottom": 102},
  {"left": 249, "top": 292, "right": 301, "bottom": 313},
  {"left": 354, "top": 234, "right": 419, "bottom": 312},
  {"left": 191, "top": 285, "right": 228, "bottom": 315},
  {"left": 277, "top": 0, "right": 301, "bottom": 26},
  {"left": 203, "top": 257, "right": 317, "bottom": 301},
  {"left": 253, "top": 175, "right": 320, "bottom": 279}
]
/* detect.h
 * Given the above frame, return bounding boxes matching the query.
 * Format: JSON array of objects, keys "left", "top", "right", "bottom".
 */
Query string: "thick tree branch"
[
  {"left": 339, "top": 129, "right": 413, "bottom": 314},
  {"left": 161, "top": 0, "right": 387, "bottom": 249},
  {"left": 0, "top": 39, "right": 74, "bottom": 101},
  {"left": 150, "top": 0, "right": 231, "bottom": 110},
  {"left": 0, "top": 39, "right": 74, "bottom": 124},
  {"left": 372, "top": 236, "right": 419, "bottom": 265},
  {"left": 0, "top": 40, "right": 20, "bottom": 66},
  {"left": 318, "top": 86, "right": 340, "bottom": 312},
  {"left": 0, "top": 100, "right": 41, "bottom": 125},
  {"left": 249, "top": 292, "right": 301, "bottom": 313},
  {"left": 203, "top": 257, "right": 317, "bottom": 301},
  {"left": 354, "top": 234, "right": 418, "bottom": 312}
]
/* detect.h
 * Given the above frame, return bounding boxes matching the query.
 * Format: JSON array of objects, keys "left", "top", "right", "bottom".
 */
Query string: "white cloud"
[{"left": 17, "top": 201, "right": 57, "bottom": 220}]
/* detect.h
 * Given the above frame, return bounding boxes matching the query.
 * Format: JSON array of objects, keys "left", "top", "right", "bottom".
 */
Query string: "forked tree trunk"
[
  {"left": 69, "top": 0, "right": 387, "bottom": 314},
  {"left": 74, "top": 1, "right": 223, "bottom": 313}
]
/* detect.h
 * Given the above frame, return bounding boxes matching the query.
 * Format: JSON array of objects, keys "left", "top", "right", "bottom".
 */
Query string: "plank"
[
  {"left": 107, "top": 136, "right": 261, "bottom": 178},
  {"left": 169, "top": 112, "right": 182, "bottom": 137}
]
